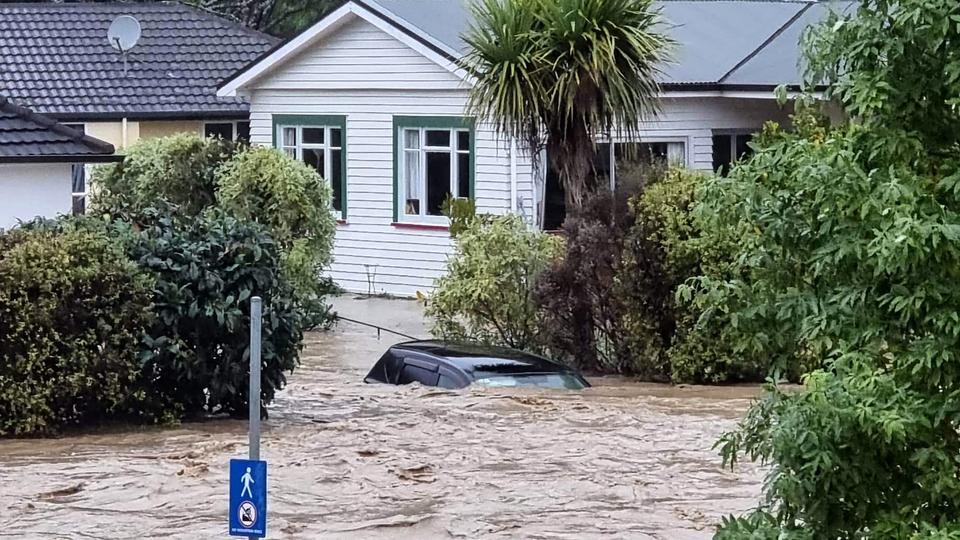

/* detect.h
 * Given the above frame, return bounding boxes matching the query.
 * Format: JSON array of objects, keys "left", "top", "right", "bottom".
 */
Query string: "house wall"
[
  {"left": 243, "top": 14, "right": 792, "bottom": 297},
  {"left": 139, "top": 120, "right": 203, "bottom": 140},
  {"left": 0, "top": 163, "right": 72, "bottom": 229}
]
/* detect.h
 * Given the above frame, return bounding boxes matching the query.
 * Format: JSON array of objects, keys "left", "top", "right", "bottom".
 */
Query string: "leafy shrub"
[
  {"left": 711, "top": 0, "right": 960, "bottom": 533},
  {"left": 216, "top": 146, "right": 337, "bottom": 299},
  {"left": 635, "top": 168, "right": 769, "bottom": 383},
  {"left": 0, "top": 226, "right": 153, "bottom": 435},
  {"left": 428, "top": 214, "right": 562, "bottom": 352},
  {"left": 93, "top": 133, "right": 241, "bottom": 216},
  {"left": 126, "top": 208, "right": 304, "bottom": 419},
  {"left": 535, "top": 185, "right": 665, "bottom": 375}
]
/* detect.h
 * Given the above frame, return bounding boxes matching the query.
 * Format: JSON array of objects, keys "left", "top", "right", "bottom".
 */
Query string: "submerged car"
[{"left": 364, "top": 340, "right": 590, "bottom": 390}]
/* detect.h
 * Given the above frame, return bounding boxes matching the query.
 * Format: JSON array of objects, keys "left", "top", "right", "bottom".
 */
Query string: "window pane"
[
  {"left": 236, "top": 122, "right": 250, "bottom": 142},
  {"left": 457, "top": 131, "right": 470, "bottom": 151},
  {"left": 426, "top": 130, "right": 450, "bottom": 147},
  {"left": 302, "top": 148, "right": 325, "bottom": 178},
  {"left": 404, "top": 149, "right": 421, "bottom": 215},
  {"left": 457, "top": 153, "right": 470, "bottom": 198},
  {"left": 426, "top": 151, "right": 451, "bottom": 215},
  {"left": 331, "top": 149, "right": 343, "bottom": 213},
  {"left": 282, "top": 127, "right": 297, "bottom": 146},
  {"left": 330, "top": 128, "right": 343, "bottom": 147},
  {"left": 205, "top": 122, "right": 233, "bottom": 140},
  {"left": 71, "top": 164, "right": 85, "bottom": 193},
  {"left": 712, "top": 134, "right": 732, "bottom": 175},
  {"left": 282, "top": 147, "right": 295, "bottom": 158},
  {"left": 666, "top": 142, "right": 685, "bottom": 166},
  {"left": 303, "top": 127, "right": 324, "bottom": 144},
  {"left": 403, "top": 129, "right": 420, "bottom": 150},
  {"left": 72, "top": 195, "right": 85, "bottom": 215}
]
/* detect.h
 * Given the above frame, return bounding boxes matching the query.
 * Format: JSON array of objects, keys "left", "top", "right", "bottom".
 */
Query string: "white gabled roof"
[{"left": 217, "top": 1, "right": 470, "bottom": 97}]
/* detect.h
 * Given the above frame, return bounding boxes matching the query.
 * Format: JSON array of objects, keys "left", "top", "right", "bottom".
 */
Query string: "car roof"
[{"left": 390, "top": 340, "right": 573, "bottom": 375}]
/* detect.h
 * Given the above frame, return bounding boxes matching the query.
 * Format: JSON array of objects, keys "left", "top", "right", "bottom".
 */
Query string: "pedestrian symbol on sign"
[
  {"left": 240, "top": 467, "right": 254, "bottom": 498},
  {"left": 229, "top": 459, "right": 266, "bottom": 537}
]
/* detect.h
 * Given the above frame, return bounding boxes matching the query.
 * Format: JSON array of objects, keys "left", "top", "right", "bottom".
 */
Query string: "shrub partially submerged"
[
  {"left": 0, "top": 226, "right": 153, "bottom": 435},
  {"left": 127, "top": 208, "right": 304, "bottom": 419},
  {"left": 427, "top": 214, "right": 562, "bottom": 353}
]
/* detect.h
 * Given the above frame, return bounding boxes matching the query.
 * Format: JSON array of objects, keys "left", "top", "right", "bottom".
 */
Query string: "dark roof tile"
[
  {"left": 0, "top": 95, "right": 117, "bottom": 160},
  {"left": 0, "top": 1, "right": 278, "bottom": 119}
]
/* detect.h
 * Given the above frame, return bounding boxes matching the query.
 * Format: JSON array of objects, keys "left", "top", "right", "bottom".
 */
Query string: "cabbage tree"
[{"left": 462, "top": 0, "right": 672, "bottom": 210}]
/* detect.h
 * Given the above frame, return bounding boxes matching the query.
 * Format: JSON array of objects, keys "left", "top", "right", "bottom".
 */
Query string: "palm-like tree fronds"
[{"left": 462, "top": 0, "right": 673, "bottom": 209}]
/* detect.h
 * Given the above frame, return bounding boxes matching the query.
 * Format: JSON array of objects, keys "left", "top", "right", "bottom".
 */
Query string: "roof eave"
[{"left": 0, "top": 154, "right": 123, "bottom": 164}]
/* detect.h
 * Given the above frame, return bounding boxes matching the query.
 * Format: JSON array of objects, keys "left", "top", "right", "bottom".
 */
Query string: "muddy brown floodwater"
[{"left": 0, "top": 296, "right": 763, "bottom": 539}]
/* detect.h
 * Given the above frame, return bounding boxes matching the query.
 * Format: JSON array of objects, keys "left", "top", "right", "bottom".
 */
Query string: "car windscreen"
[{"left": 473, "top": 372, "right": 588, "bottom": 390}]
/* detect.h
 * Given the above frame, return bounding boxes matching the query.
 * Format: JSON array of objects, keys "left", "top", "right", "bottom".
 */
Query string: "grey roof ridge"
[
  {"left": 717, "top": 0, "right": 815, "bottom": 84},
  {"left": 0, "top": 96, "right": 115, "bottom": 155}
]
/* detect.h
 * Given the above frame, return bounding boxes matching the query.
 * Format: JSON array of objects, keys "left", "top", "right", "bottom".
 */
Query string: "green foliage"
[
  {"left": 216, "top": 146, "right": 336, "bottom": 299},
  {"left": 0, "top": 225, "right": 154, "bottom": 435},
  {"left": 92, "top": 133, "right": 241, "bottom": 216},
  {"left": 536, "top": 185, "right": 668, "bottom": 375},
  {"left": 463, "top": 0, "right": 672, "bottom": 207},
  {"left": 125, "top": 208, "right": 304, "bottom": 420},
  {"left": 427, "top": 214, "right": 562, "bottom": 352},
  {"left": 441, "top": 195, "right": 481, "bottom": 238},
  {"left": 709, "top": 0, "right": 960, "bottom": 534}
]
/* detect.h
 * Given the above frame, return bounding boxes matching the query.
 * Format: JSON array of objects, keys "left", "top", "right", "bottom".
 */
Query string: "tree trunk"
[{"left": 548, "top": 119, "right": 593, "bottom": 212}]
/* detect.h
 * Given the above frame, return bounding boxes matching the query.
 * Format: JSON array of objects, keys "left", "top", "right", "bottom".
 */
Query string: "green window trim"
[
  {"left": 392, "top": 115, "right": 476, "bottom": 223},
  {"left": 272, "top": 114, "right": 348, "bottom": 220}
]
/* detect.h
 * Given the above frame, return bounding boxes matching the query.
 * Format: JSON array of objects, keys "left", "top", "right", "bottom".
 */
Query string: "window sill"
[
  {"left": 336, "top": 218, "right": 347, "bottom": 225},
  {"left": 391, "top": 222, "right": 450, "bottom": 231}
]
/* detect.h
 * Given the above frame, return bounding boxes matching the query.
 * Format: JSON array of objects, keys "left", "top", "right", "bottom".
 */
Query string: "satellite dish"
[{"left": 107, "top": 15, "right": 141, "bottom": 52}]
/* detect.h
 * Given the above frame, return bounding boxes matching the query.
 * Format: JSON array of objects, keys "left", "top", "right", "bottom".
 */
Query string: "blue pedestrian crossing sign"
[{"left": 229, "top": 459, "right": 267, "bottom": 537}]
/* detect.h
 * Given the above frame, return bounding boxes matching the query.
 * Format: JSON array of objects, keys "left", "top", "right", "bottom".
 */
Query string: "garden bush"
[
  {"left": 93, "top": 133, "right": 241, "bottom": 216},
  {"left": 710, "top": 0, "right": 960, "bottom": 534},
  {"left": 126, "top": 207, "right": 304, "bottom": 420},
  {"left": 535, "top": 185, "right": 666, "bottom": 375},
  {"left": 0, "top": 226, "right": 153, "bottom": 435},
  {"left": 216, "top": 146, "right": 337, "bottom": 301},
  {"left": 428, "top": 214, "right": 562, "bottom": 352}
]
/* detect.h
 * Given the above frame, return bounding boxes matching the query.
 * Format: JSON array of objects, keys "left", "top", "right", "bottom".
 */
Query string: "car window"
[
  {"left": 474, "top": 373, "right": 587, "bottom": 390},
  {"left": 398, "top": 361, "right": 439, "bottom": 386}
]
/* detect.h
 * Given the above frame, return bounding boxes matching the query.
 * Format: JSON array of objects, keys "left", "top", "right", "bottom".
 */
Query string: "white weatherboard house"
[{"left": 219, "top": 0, "right": 838, "bottom": 297}]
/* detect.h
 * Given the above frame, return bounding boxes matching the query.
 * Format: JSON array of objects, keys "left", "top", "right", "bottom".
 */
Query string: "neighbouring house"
[
  {"left": 0, "top": 1, "right": 278, "bottom": 211},
  {"left": 0, "top": 96, "right": 120, "bottom": 229},
  {"left": 217, "top": 0, "right": 842, "bottom": 297}
]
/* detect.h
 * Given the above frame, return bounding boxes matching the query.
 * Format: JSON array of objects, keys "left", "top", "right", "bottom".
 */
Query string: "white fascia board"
[
  {"left": 663, "top": 90, "right": 822, "bottom": 99},
  {"left": 217, "top": 1, "right": 470, "bottom": 97}
]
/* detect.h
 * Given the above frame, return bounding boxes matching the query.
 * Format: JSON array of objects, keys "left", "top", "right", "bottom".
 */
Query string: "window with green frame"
[
  {"left": 393, "top": 116, "right": 475, "bottom": 224},
  {"left": 273, "top": 114, "right": 347, "bottom": 219}
]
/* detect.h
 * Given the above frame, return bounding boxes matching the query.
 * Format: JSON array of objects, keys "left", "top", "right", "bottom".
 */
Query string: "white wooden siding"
[
  {"left": 0, "top": 163, "right": 72, "bottom": 229},
  {"left": 258, "top": 14, "right": 465, "bottom": 91},
  {"left": 245, "top": 16, "right": 792, "bottom": 297}
]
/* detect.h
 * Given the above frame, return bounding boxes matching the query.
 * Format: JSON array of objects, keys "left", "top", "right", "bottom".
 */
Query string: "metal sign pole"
[{"left": 249, "top": 297, "right": 262, "bottom": 462}]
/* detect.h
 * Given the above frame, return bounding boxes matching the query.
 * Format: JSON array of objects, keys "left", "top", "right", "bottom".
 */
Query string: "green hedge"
[{"left": 0, "top": 226, "right": 154, "bottom": 435}]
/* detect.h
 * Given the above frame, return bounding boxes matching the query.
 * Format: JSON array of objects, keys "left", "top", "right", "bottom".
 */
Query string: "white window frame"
[
  {"left": 276, "top": 124, "right": 344, "bottom": 217},
  {"left": 63, "top": 123, "right": 88, "bottom": 215},
  {"left": 397, "top": 126, "right": 472, "bottom": 225},
  {"left": 203, "top": 120, "right": 250, "bottom": 141},
  {"left": 601, "top": 137, "right": 689, "bottom": 189}
]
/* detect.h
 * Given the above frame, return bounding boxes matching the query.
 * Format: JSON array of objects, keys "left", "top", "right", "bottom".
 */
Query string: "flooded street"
[{"left": 0, "top": 296, "right": 762, "bottom": 539}]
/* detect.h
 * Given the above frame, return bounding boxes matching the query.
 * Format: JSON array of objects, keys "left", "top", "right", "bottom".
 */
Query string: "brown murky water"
[{"left": 0, "top": 296, "right": 762, "bottom": 539}]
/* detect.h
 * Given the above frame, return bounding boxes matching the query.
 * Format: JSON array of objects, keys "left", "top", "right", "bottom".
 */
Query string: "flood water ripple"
[{"left": 0, "top": 296, "right": 762, "bottom": 539}]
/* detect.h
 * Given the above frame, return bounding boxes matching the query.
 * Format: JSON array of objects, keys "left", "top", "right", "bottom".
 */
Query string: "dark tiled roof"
[
  {"left": 0, "top": 2, "right": 279, "bottom": 120},
  {"left": 0, "top": 96, "right": 118, "bottom": 162}
]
